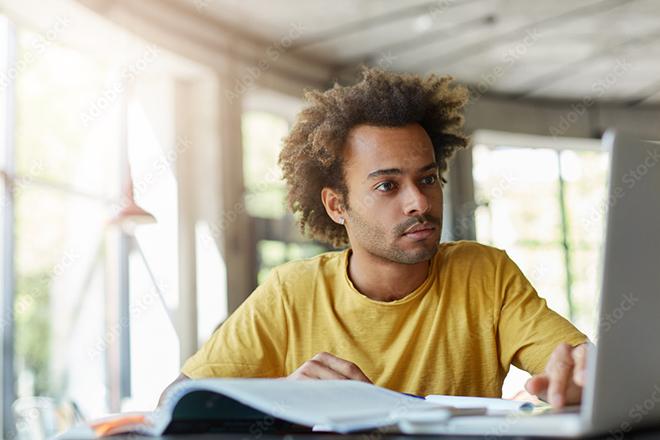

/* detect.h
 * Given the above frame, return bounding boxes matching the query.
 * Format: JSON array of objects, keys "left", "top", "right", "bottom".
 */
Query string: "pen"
[{"left": 400, "top": 392, "right": 425, "bottom": 399}]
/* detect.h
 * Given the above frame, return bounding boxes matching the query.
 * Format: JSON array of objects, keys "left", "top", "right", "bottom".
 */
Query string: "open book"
[
  {"left": 60, "top": 379, "right": 441, "bottom": 437},
  {"left": 58, "top": 379, "right": 536, "bottom": 438}
]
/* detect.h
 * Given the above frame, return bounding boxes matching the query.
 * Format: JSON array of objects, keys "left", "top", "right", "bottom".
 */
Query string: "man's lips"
[{"left": 402, "top": 222, "right": 436, "bottom": 237}]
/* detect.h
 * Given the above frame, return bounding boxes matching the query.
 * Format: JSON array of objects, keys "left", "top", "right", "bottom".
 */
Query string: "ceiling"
[{"left": 172, "top": 0, "right": 660, "bottom": 105}]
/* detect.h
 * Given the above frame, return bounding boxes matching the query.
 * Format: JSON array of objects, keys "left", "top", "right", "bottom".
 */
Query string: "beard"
[{"left": 345, "top": 209, "right": 441, "bottom": 264}]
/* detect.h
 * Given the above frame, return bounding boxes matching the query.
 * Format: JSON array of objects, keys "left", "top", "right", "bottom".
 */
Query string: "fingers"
[
  {"left": 312, "top": 352, "right": 372, "bottom": 383},
  {"left": 525, "top": 373, "right": 549, "bottom": 400},
  {"left": 546, "top": 343, "right": 575, "bottom": 408},
  {"left": 288, "top": 352, "right": 372, "bottom": 383},
  {"left": 572, "top": 343, "right": 588, "bottom": 386},
  {"left": 297, "top": 359, "right": 350, "bottom": 380},
  {"left": 527, "top": 343, "right": 589, "bottom": 408}
]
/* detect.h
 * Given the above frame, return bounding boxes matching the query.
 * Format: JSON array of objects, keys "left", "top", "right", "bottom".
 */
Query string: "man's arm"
[
  {"left": 158, "top": 373, "right": 189, "bottom": 407},
  {"left": 494, "top": 250, "right": 589, "bottom": 407}
]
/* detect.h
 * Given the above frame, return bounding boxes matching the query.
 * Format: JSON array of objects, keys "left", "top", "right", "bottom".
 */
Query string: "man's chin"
[
  {"left": 390, "top": 243, "right": 438, "bottom": 265},
  {"left": 395, "top": 230, "right": 440, "bottom": 262}
]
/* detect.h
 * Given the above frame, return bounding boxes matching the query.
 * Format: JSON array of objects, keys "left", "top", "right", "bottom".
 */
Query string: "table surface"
[{"left": 103, "top": 427, "right": 660, "bottom": 440}]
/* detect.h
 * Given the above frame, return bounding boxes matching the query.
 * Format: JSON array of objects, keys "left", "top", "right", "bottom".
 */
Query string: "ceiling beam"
[
  {"left": 514, "top": 26, "right": 660, "bottom": 99},
  {"left": 289, "top": 0, "right": 483, "bottom": 52},
  {"left": 74, "top": 0, "right": 334, "bottom": 96},
  {"left": 625, "top": 76, "right": 660, "bottom": 106},
  {"left": 340, "top": 13, "right": 495, "bottom": 69},
  {"left": 410, "top": 0, "right": 636, "bottom": 72}
]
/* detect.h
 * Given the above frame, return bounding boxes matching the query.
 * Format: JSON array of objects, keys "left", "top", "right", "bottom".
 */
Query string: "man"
[{"left": 162, "top": 68, "right": 589, "bottom": 408}]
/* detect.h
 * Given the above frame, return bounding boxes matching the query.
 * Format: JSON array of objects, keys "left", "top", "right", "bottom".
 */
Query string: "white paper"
[{"left": 425, "top": 395, "right": 534, "bottom": 413}]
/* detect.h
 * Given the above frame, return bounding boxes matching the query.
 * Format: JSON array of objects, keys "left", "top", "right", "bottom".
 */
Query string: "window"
[
  {"left": 1, "top": 12, "right": 190, "bottom": 436},
  {"left": 0, "top": 16, "right": 14, "bottom": 438},
  {"left": 242, "top": 111, "right": 288, "bottom": 220},
  {"left": 242, "top": 109, "right": 329, "bottom": 284},
  {"left": 12, "top": 18, "right": 120, "bottom": 420},
  {"left": 471, "top": 131, "right": 608, "bottom": 396}
]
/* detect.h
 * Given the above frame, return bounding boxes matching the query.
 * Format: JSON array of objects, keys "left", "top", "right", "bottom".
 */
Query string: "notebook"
[{"left": 57, "top": 379, "right": 537, "bottom": 438}]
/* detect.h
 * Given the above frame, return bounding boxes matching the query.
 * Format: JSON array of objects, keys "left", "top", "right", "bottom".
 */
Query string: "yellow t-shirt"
[{"left": 182, "top": 241, "right": 587, "bottom": 397}]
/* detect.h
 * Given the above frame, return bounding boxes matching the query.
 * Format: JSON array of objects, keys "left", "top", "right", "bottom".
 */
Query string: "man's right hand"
[{"left": 287, "top": 352, "right": 372, "bottom": 383}]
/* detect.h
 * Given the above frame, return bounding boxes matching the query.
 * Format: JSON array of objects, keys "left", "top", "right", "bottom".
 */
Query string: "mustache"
[{"left": 394, "top": 214, "right": 442, "bottom": 236}]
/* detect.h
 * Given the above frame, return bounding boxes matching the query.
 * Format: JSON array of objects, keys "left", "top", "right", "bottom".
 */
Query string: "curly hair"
[{"left": 278, "top": 68, "right": 470, "bottom": 248}]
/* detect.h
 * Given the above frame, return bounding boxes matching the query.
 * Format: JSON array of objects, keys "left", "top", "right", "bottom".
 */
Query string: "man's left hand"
[{"left": 525, "top": 342, "right": 589, "bottom": 408}]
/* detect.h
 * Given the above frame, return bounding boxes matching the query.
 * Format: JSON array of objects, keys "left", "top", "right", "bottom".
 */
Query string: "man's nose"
[{"left": 403, "top": 185, "right": 430, "bottom": 216}]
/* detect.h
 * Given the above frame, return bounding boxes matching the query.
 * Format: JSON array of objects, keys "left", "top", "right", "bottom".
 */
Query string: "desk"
[{"left": 105, "top": 428, "right": 660, "bottom": 439}]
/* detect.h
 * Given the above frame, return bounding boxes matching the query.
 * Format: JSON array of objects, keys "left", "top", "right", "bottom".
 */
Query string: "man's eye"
[
  {"left": 421, "top": 175, "right": 437, "bottom": 185},
  {"left": 375, "top": 181, "right": 395, "bottom": 192}
]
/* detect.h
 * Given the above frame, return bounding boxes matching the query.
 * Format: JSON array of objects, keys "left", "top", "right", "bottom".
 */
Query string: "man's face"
[{"left": 341, "top": 123, "right": 443, "bottom": 264}]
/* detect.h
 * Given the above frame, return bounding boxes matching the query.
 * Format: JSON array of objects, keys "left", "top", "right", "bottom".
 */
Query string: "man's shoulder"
[
  {"left": 437, "top": 241, "right": 516, "bottom": 304},
  {"left": 440, "top": 240, "right": 506, "bottom": 260},
  {"left": 438, "top": 240, "right": 510, "bottom": 273},
  {"left": 268, "top": 249, "right": 346, "bottom": 287}
]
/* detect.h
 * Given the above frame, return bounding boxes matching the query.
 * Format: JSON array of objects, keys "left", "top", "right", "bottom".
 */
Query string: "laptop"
[{"left": 400, "top": 130, "right": 660, "bottom": 437}]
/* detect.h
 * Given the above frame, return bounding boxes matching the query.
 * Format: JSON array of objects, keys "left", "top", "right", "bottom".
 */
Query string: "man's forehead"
[
  {"left": 343, "top": 124, "right": 436, "bottom": 172},
  {"left": 346, "top": 123, "right": 431, "bottom": 146}
]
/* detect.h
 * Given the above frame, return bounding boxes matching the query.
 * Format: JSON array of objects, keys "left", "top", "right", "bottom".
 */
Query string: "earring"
[{"left": 338, "top": 217, "right": 345, "bottom": 225}]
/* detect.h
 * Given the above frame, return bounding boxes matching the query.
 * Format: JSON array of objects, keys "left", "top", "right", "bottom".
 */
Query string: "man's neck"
[{"left": 347, "top": 248, "right": 433, "bottom": 302}]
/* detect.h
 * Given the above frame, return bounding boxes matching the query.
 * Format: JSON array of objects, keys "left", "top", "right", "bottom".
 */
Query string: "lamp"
[{"left": 109, "top": 175, "right": 156, "bottom": 233}]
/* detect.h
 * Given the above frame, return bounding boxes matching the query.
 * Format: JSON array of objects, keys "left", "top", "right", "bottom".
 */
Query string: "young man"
[{"left": 163, "top": 69, "right": 588, "bottom": 408}]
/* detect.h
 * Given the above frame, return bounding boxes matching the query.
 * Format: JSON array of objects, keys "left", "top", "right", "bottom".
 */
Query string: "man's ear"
[{"left": 321, "top": 187, "right": 345, "bottom": 225}]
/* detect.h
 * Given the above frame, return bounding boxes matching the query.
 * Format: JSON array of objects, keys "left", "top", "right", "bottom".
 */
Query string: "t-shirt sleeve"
[
  {"left": 496, "top": 251, "right": 588, "bottom": 375},
  {"left": 181, "top": 269, "right": 288, "bottom": 378}
]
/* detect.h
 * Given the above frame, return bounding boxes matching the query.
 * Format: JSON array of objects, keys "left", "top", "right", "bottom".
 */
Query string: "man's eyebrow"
[
  {"left": 418, "top": 162, "right": 439, "bottom": 173},
  {"left": 366, "top": 162, "right": 439, "bottom": 180},
  {"left": 367, "top": 168, "right": 402, "bottom": 179}
]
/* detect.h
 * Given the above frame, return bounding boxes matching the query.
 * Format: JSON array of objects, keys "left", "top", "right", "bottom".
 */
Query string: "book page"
[{"left": 176, "top": 379, "right": 436, "bottom": 432}]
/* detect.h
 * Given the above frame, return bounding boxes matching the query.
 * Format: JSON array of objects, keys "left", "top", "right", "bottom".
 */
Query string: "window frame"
[
  {"left": 470, "top": 129, "right": 604, "bottom": 323},
  {"left": 1, "top": 16, "right": 17, "bottom": 440},
  {"left": 0, "top": 15, "right": 131, "bottom": 435}
]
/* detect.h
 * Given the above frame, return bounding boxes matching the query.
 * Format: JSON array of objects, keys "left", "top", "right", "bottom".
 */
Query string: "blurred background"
[{"left": 0, "top": 0, "right": 659, "bottom": 437}]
